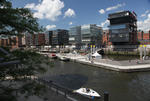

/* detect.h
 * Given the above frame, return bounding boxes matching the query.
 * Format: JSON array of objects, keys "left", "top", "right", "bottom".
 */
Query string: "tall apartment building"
[
  {"left": 32, "top": 34, "right": 38, "bottom": 46},
  {"left": 81, "top": 24, "right": 102, "bottom": 48},
  {"left": 108, "top": 11, "right": 137, "bottom": 45},
  {"left": 25, "top": 33, "right": 33, "bottom": 46},
  {"left": 69, "top": 26, "right": 81, "bottom": 49},
  {"left": 38, "top": 33, "right": 45, "bottom": 46},
  {"left": 25, "top": 33, "right": 45, "bottom": 47},
  {"left": 52, "top": 29, "right": 69, "bottom": 47},
  {"left": 45, "top": 31, "right": 53, "bottom": 45},
  {"left": 0, "top": 36, "right": 24, "bottom": 49}
]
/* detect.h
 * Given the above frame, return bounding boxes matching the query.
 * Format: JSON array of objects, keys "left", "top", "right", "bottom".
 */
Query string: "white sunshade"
[{"left": 92, "top": 52, "right": 101, "bottom": 57}]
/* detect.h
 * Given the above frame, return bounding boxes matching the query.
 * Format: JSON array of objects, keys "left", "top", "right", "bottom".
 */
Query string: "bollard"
[
  {"left": 104, "top": 92, "right": 109, "bottom": 101},
  {"left": 49, "top": 80, "right": 53, "bottom": 87},
  {"left": 56, "top": 87, "right": 58, "bottom": 95},
  {"left": 65, "top": 91, "right": 66, "bottom": 98}
]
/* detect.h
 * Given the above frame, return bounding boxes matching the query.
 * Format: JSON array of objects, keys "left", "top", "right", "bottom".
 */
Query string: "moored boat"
[
  {"left": 49, "top": 53, "right": 57, "bottom": 59},
  {"left": 59, "top": 56, "right": 70, "bottom": 61}
]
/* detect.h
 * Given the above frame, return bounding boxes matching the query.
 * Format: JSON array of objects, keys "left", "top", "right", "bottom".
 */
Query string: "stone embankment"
[{"left": 56, "top": 53, "right": 150, "bottom": 72}]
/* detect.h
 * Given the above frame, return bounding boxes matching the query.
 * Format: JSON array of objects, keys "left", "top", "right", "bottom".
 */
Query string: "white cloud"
[
  {"left": 25, "top": 3, "right": 35, "bottom": 9},
  {"left": 101, "top": 20, "right": 109, "bottom": 27},
  {"left": 138, "top": 13, "right": 150, "bottom": 31},
  {"left": 69, "top": 22, "right": 73, "bottom": 25},
  {"left": 141, "top": 10, "right": 149, "bottom": 17},
  {"left": 99, "top": 3, "right": 125, "bottom": 15},
  {"left": 25, "top": 0, "right": 64, "bottom": 21},
  {"left": 106, "top": 3, "right": 125, "bottom": 11},
  {"left": 64, "top": 8, "right": 75, "bottom": 18},
  {"left": 46, "top": 25, "right": 56, "bottom": 30},
  {"left": 99, "top": 9, "right": 105, "bottom": 14}
]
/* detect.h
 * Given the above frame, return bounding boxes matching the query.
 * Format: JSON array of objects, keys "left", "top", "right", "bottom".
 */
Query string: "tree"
[
  {"left": 0, "top": 0, "right": 42, "bottom": 36},
  {"left": 0, "top": 49, "right": 52, "bottom": 101},
  {"left": 0, "top": 0, "right": 50, "bottom": 101}
]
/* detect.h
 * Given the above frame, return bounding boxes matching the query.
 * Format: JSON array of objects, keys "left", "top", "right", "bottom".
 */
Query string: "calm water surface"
[{"left": 43, "top": 60, "right": 150, "bottom": 101}]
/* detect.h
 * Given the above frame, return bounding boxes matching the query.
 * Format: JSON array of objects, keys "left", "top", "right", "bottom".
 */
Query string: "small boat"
[
  {"left": 73, "top": 88, "right": 100, "bottom": 99},
  {"left": 49, "top": 53, "right": 57, "bottom": 59},
  {"left": 59, "top": 56, "right": 70, "bottom": 61}
]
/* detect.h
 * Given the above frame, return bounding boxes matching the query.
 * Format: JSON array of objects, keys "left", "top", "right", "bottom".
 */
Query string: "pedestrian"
[
  {"left": 88, "top": 54, "right": 90, "bottom": 61},
  {"left": 136, "top": 60, "right": 138, "bottom": 64}
]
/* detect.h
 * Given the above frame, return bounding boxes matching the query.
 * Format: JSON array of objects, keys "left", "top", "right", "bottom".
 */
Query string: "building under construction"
[{"left": 108, "top": 11, "right": 137, "bottom": 50}]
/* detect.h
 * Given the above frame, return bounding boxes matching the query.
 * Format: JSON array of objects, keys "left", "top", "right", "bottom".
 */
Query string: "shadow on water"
[{"left": 44, "top": 74, "right": 88, "bottom": 90}]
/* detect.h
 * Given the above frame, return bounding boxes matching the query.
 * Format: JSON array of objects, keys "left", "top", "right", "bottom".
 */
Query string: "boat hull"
[
  {"left": 73, "top": 88, "right": 101, "bottom": 99},
  {"left": 59, "top": 57, "right": 70, "bottom": 61}
]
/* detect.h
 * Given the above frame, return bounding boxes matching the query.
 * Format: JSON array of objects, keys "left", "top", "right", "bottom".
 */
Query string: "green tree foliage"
[
  {"left": 0, "top": 0, "right": 51, "bottom": 101},
  {"left": 0, "top": 49, "right": 53, "bottom": 101},
  {"left": 0, "top": 0, "right": 42, "bottom": 36}
]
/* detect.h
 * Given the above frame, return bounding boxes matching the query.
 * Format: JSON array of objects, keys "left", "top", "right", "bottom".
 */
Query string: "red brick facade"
[
  {"left": 102, "top": 30, "right": 112, "bottom": 47},
  {"left": 38, "top": 33, "right": 45, "bottom": 46},
  {"left": 0, "top": 36, "right": 22, "bottom": 49},
  {"left": 137, "top": 31, "right": 150, "bottom": 44}
]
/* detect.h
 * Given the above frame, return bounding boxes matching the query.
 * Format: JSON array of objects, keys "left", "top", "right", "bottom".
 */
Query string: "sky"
[{"left": 11, "top": 0, "right": 150, "bottom": 31}]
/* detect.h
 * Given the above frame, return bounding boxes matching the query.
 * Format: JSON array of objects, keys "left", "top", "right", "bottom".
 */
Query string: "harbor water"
[{"left": 43, "top": 59, "right": 150, "bottom": 101}]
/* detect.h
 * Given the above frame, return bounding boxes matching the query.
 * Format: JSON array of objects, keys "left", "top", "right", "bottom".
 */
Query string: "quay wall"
[{"left": 57, "top": 54, "right": 150, "bottom": 73}]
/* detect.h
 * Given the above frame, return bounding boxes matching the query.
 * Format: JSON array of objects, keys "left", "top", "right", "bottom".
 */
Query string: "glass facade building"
[
  {"left": 108, "top": 11, "right": 137, "bottom": 44},
  {"left": 52, "top": 29, "right": 69, "bottom": 47},
  {"left": 69, "top": 26, "right": 81, "bottom": 49},
  {"left": 81, "top": 24, "right": 102, "bottom": 48}
]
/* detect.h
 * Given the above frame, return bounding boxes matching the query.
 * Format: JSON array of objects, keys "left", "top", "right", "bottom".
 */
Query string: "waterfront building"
[
  {"left": 0, "top": 35, "right": 23, "bottom": 49},
  {"left": 81, "top": 24, "right": 102, "bottom": 49},
  {"left": 38, "top": 33, "right": 45, "bottom": 46},
  {"left": 25, "top": 33, "right": 45, "bottom": 47},
  {"left": 32, "top": 34, "right": 38, "bottom": 46},
  {"left": 69, "top": 26, "right": 81, "bottom": 49},
  {"left": 102, "top": 30, "right": 112, "bottom": 48},
  {"left": 137, "top": 30, "right": 150, "bottom": 45},
  {"left": 25, "top": 33, "right": 33, "bottom": 46},
  {"left": 45, "top": 31, "right": 53, "bottom": 45},
  {"left": 52, "top": 29, "right": 69, "bottom": 47},
  {"left": 108, "top": 11, "right": 137, "bottom": 51}
]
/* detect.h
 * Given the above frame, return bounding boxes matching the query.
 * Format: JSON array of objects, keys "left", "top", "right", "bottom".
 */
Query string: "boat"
[
  {"left": 49, "top": 53, "right": 57, "bottom": 59},
  {"left": 59, "top": 56, "right": 70, "bottom": 61},
  {"left": 73, "top": 88, "right": 101, "bottom": 99}
]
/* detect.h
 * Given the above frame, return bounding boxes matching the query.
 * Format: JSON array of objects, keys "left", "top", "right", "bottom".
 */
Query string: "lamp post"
[
  {"left": 140, "top": 45, "right": 143, "bottom": 60},
  {"left": 144, "top": 45, "right": 146, "bottom": 60}
]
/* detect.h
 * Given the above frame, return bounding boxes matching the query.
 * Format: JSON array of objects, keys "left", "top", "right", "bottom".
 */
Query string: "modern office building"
[
  {"left": 52, "top": 29, "right": 69, "bottom": 47},
  {"left": 69, "top": 26, "right": 81, "bottom": 49},
  {"left": 81, "top": 24, "right": 103, "bottom": 48},
  {"left": 108, "top": 11, "right": 137, "bottom": 45},
  {"left": 45, "top": 31, "right": 53, "bottom": 45}
]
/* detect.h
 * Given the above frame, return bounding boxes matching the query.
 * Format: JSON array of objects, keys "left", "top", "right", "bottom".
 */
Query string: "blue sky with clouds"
[{"left": 12, "top": 0, "right": 150, "bottom": 31}]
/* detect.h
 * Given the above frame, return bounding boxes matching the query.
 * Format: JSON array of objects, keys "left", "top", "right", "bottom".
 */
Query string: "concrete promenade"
[{"left": 56, "top": 53, "right": 150, "bottom": 72}]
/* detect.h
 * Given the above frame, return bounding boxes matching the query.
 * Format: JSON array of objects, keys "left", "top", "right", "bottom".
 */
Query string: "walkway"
[{"left": 57, "top": 53, "right": 150, "bottom": 72}]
